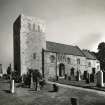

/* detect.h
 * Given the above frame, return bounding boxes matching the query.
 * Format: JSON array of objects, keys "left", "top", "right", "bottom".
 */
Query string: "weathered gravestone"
[
  {"left": 103, "top": 71, "right": 105, "bottom": 83},
  {"left": 30, "top": 73, "right": 34, "bottom": 88},
  {"left": 53, "top": 84, "right": 59, "bottom": 92},
  {"left": 83, "top": 71, "right": 88, "bottom": 80},
  {"left": 97, "top": 70, "right": 104, "bottom": 87},
  {"left": 71, "top": 97, "right": 79, "bottom": 105},
  {"left": 10, "top": 80, "right": 15, "bottom": 94},
  {"left": 90, "top": 74, "right": 94, "bottom": 83},
  {"left": 86, "top": 73, "right": 90, "bottom": 84},
  {"left": 76, "top": 71, "right": 81, "bottom": 81}
]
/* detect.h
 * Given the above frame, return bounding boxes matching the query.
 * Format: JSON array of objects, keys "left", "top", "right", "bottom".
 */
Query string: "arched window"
[
  {"left": 88, "top": 62, "right": 91, "bottom": 67},
  {"left": 28, "top": 23, "right": 32, "bottom": 31},
  {"left": 67, "top": 57, "right": 71, "bottom": 64},
  {"left": 77, "top": 58, "right": 80, "bottom": 65},
  {"left": 50, "top": 55, "right": 55, "bottom": 63},
  {"left": 38, "top": 25, "right": 40, "bottom": 32},
  {"left": 33, "top": 53, "right": 36, "bottom": 59},
  {"left": 33, "top": 23, "right": 35, "bottom": 31}
]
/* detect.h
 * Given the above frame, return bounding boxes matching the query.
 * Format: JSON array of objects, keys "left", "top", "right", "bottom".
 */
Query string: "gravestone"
[
  {"left": 64, "top": 74, "right": 67, "bottom": 80},
  {"left": 30, "top": 73, "right": 34, "bottom": 88},
  {"left": 83, "top": 71, "right": 88, "bottom": 80},
  {"left": 103, "top": 71, "right": 105, "bottom": 83},
  {"left": 37, "top": 82, "right": 40, "bottom": 91},
  {"left": 53, "top": 84, "right": 59, "bottom": 92},
  {"left": 76, "top": 71, "right": 81, "bottom": 81},
  {"left": 86, "top": 73, "right": 90, "bottom": 84},
  {"left": 71, "top": 97, "right": 79, "bottom": 105},
  {"left": 10, "top": 80, "right": 15, "bottom": 94},
  {"left": 97, "top": 70, "right": 104, "bottom": 87},
  {"left": 90, "top": 74, "right": 94, "bottom": 82}
]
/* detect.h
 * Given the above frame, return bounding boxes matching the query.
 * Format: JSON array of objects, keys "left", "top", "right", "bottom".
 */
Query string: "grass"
[
  {"left": 0, "top": 79, "right": 105, "bottom": 105},
  {"left": 56, "top": 78, "right": 105, "bottom": 91}
]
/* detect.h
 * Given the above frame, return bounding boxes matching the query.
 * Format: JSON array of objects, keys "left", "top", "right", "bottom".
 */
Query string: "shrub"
[
  {"left": 23, "top": 73, "right": 31, "bottom": 87},
  {"left": 2, "top": 74, "right": 9, "bottom": 80},
  {"left": 12, "top": 71, "right": 22, "bottom": 83},
  {"left": 68, "top": 76, "right": 71, "bottom": 80},
  {"left": 39, "top": 79, "right": 46, "bottom": 88}
]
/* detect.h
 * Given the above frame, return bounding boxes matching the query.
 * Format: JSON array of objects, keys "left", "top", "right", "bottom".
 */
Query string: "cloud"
[{"left": 77, "top": 33, "right": 102, "bottom": 50}]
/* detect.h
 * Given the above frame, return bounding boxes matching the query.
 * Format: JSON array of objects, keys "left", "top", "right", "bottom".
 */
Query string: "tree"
[
  {"left": 7, "top": 64, "right": 12, "bottom": 79},
  {"left": 32, "top": 69, "right": 42, "bottom": 91},
  {"left": 97, "top": 42, "right": 105, "bottom": 71}
]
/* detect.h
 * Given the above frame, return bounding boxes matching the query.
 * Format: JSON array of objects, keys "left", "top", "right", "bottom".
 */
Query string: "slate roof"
[
  {"left": 82, "top": 50, "right": 97, "bottom": 60},
  {"left": 46, "top": 41, "right": 85, "bottom": 57}
]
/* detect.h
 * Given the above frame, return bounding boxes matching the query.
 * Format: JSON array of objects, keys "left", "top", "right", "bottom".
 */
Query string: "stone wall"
[
  {"left": 86, "top": 59, "right": 100, "bottom": 74},
  {"left": 44, "top": 51, "right": 86, "bottom": 79},
  {"left": 13, "top": 14, "right": 46, "bottom": 76},
  {"left": 20, "top": 14, "right": 46, "bottom": 75}
]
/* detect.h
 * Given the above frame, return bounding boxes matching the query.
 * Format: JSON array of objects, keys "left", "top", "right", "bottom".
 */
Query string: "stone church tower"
[{"left": 13, "top": 14, "right": 46, "bottom": 76}]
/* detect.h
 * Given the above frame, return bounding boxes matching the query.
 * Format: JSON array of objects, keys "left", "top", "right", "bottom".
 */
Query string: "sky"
[{"left": 0, "top": 0, "right": 105, "bottom": 72}]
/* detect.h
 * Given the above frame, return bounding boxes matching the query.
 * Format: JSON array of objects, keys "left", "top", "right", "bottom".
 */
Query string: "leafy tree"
[
  {"left": 32, "top": 69, "right": 42, "bottom": 91},
  {"left": 97, "top": 42, "right": 105, "bottom": 71},
  {"left": 6, "top": 64, "right": 12, "bottom": 79}
]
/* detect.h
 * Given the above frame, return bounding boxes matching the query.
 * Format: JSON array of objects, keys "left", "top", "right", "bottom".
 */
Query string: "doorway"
[{"left": 59, "top": 63, "right": 65, "bottom": 76}]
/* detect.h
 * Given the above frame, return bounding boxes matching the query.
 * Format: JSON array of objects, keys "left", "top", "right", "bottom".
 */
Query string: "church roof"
[
  {"left": 82, "top": 50, "right": 97, "bottom": 60},
  {"left": 46, "top": 41, "right": 85, "bottom": 57}
]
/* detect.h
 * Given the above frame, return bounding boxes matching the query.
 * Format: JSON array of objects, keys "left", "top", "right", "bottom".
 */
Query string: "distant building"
[
  {"left": 13, "top": 14, "right": 100, "bottom": 79},
  {"left": 82, "top": 50, "right": 100, "bottom": 74}
]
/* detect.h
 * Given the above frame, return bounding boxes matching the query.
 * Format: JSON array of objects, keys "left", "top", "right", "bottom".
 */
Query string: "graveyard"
[
  {"left": 55, "top": 70, "right": 105, "bottom": 91},
  {"left": 0, "top": 78, "right": 105, "bottom": 105}
]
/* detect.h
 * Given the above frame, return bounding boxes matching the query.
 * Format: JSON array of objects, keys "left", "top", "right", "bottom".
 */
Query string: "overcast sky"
[{"left": 0, "top": 0, "right": 105, "bottom": 72}]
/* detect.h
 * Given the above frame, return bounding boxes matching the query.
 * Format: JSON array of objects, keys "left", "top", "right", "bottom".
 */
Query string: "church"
[{"left": 13, "top": 14, "right": 100, "bottom": 79}]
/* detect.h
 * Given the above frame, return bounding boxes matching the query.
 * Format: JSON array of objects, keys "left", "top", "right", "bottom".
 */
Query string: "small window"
[
  {"left": 38, "top": 25, "right": 40, "bottom": 32},
  {"left": 67, "top": 57, "right": 71, "bottom": 64},
  {"left": 50, "top": 55, "right": 55, "bottom": 63},
  {"left": 33, "top": 53, "right": 36, "bottom": 59},
  {"left": 77, "top": 59, "right": 80, "bottom": 64},
  {"left": 88, "top": 62, "right": 91, "bottom": 67},
  {"left": 28, "top": 23, "right": 32, "bottom": 31},
  {"left": 33, "top": 24, "right": 35, "bottom": 31}
]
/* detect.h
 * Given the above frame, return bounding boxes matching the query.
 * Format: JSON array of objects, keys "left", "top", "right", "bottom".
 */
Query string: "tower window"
[
  {"left": 33, "top": 23, "right": 35, "bottom": 31},
  {"left": 77, "top": 58, "right": 80, "bottom": 64},
  {"left": 28, "top": 23, "right": 32, "bottom": 31},
  {"left": 88, "top": 62, "right": 91, "bottom": 67},
  {"left": 67, "top": 57, "right": 71, "bottom": 64},
  {"left": 33, "top": 53, "right": 36, "bottom": 59},
  {"left": 50, "top": 55, "right": 55, "bottom": 63}
]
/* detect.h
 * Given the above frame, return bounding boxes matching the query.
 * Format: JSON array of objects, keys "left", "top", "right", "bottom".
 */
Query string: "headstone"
[
  {"left": 65, "top": 74, "right": 67, "bottom": 80},
  {"left": 97, "top": 70, "right": 104, "bottom": 87},
  {"left": 86, "top": 73, "right": 90, "bottom": 84},
  {"left": 103, "top": 71, "right": 105, "bottom": 83},
  {"left": 71, "top": 97, "right": 79, "bottom": 105},
  {"left": 10, "top": 80, "right": 15, "bottom": 94},
  {"left": 37, "top": 82, "right": 40, "bottom": 91},
  {"left": 90, "top": 74, "right": 94, "bottom": 82},
  {"left": 83, "top": 71, "right": 88, "bottom": 80},
  {"left": 68, "top": 76, "right": 71, "bottom": 80},
  {"left": 30, "top": 73, "right": 34, "bottom": 88},
  {"left": 56, "top": 76, "right": 59, "bottom": 81},
  {"left": 76, "top": 71, "right": 81, "bottom": 81},
  {"left": 53, "top": 84, "right": 58, "bottom": 92}
]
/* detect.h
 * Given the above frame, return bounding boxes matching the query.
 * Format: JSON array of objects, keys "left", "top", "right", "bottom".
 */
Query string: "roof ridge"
[{"left": 46, "top": 41, "right": 76, "bottom": 47}]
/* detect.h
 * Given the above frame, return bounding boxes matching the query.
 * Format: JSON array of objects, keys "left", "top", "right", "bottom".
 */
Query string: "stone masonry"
[{"left": 13, "top": 14, "right": 46, "bottom": 76}]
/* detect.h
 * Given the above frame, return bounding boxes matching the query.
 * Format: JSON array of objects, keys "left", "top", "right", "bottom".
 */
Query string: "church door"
[{"left": 59, "top": 63, "right": 65, "bottom": 76}]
